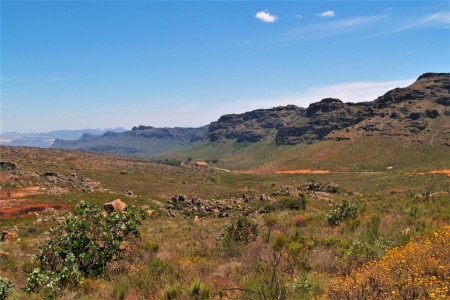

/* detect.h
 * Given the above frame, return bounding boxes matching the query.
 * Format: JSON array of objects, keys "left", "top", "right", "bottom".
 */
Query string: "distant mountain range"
[
  {"left": 0, "top": 128, "right": 127, "bottom": 148},
  {"left": 38, "top": 73, "right": 450, "bottom": 155}
]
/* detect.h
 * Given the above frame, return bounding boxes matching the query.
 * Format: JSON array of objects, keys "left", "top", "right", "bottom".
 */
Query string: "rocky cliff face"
[
  {"left": 208, "top": 105, "right": 305, "bottom": 142},
  {"left": 325, "top": 73, "right": 449, "bottom": 144},
  {"left": 208, "top": 73, "right": 449, "bottom": 146}
]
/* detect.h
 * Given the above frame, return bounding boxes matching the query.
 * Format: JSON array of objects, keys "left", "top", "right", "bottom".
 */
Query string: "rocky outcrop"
[
  {"left": 276, "top": 99, "right": 371, "bottom": 144},
  {"left": 208, "top": 105, "right": 305, "bottom": 142},
  {"left": 326, "top": 73, "right": 450, "bottom": 143}
]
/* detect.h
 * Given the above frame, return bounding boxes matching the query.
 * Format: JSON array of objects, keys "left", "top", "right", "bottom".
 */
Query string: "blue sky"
[{"left": 1, "top": 0, "right": 449, "bottom": 133}]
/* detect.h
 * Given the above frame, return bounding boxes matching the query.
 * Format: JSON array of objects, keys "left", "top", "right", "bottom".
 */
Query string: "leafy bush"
[
  {"left": 0, "top": 277, "right": 14, "bottom": 300},
  {"left": 326, "top": 200, "right": 358, "bottom": 226},
  {"left": 218, "top": 214, "right": 258, "bottom": 248},
  {"left": 154, "top": 159, "right": 181, "bottom": 166},
  {"left": 23, "top": 200, "right": 147, "bottom": 299}
]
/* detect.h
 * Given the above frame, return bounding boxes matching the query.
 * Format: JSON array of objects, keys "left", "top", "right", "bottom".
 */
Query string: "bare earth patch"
[
  {"left": 0, "top": 204, "right": 70, "bottom": 220},
  {"left": 0, "top": 186, "right": 43, "bottom": 199},
  {"left": 275, "top": 169, "right": 331, "bottom": 174},
  {"left": 0, "top": 186, "right": 69, "bottom": 220},
  {"left": 418, "top": 169, "right": 450, "bottom": 176}
]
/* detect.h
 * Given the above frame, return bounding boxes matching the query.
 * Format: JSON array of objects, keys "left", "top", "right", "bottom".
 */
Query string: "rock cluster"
[
  {"left": 166, "top": 194, "right": 261, "bottom": 218},
  {"left": 40, "top": 172, "right": 102, "bottom": 194}
]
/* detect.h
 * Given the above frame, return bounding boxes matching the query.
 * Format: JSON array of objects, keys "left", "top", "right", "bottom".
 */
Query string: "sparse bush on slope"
[
  {"left": 0, "top": 277, "right": 14, "bottom": 300},
  {"left": 23, "top": 200, "right": 147, "bottom": 299}
]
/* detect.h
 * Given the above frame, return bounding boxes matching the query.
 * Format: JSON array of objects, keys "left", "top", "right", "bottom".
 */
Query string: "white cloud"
[
  {"left": 239, "top": 78, "right": 415, "bottom": 111},
  {"left": 255, "top": 10, "right": 278, "bottom": 23},
  {"left": 316, "top": 10, "right": 335, "bottom": 18}
]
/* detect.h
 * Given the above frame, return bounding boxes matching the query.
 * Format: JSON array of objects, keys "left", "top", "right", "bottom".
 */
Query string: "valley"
[{"left": 0, "top": 72, "right": 449, "bottom": 299}]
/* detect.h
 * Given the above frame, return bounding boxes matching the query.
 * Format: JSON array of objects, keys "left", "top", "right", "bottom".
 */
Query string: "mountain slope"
[
  {"left": 52, "top": 73, "right": 449, "bottom": 157},
  {"left": 208, "top": 72, "right": 449, "bottom": 146}
]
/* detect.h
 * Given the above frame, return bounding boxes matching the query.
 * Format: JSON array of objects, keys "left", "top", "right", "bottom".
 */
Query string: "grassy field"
[
  {"left": 162, "top": 137, "right": 450, "bottom": 173},
  {"left": 0, "top": 145, "right": 449, "bottom": 299}
]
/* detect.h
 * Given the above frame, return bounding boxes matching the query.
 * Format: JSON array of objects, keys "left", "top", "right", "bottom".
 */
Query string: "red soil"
[
  {"left": 0, "top": 204, "right": 70, "bottom": 220},
  {"left": 0, "top": 186, "right": 69, "bottom": 220}
]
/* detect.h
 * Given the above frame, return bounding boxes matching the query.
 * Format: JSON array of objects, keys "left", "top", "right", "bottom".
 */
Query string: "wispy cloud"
[
  {"left": 238, "top": 78, "right": 415, "bottom": 111},
  {"left": 316, "top": 10, "right": 335, "bottom": 18},
  {"left": 277, "top": 14, "right": 387, "bottom": 44},
  {"left": 255, "top": 10, "right": 278, "bottom": 23},
  {"left": 382, "top": 11, "right": 450, "bottom": 34}
]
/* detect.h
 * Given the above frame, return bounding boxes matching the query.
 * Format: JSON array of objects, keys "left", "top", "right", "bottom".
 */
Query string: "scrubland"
[{"left": 0, "top": 146, "right": 449, "bottom": 299}]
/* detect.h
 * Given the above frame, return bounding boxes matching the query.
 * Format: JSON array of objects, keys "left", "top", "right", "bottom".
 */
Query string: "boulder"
[
  {"left": 1, "top": 227, "right": 18, "bottom": 242},
  {"left": 104, "top": 199, "right": 127, "bottom": 213}
]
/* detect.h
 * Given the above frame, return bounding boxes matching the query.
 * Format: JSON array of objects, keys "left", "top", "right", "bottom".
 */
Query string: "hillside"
[{"left": 51, "top": 73, "right": 449, "bottom": 157}]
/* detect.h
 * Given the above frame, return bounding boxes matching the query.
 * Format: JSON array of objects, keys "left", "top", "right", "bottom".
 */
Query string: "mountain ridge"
[{"left": 51, "top": 72, "right": 449, "bottom": 155}]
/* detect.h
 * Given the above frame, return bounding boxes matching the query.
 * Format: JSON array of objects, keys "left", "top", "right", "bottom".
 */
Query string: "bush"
[
  {"left": 188, "top": 281, "right": 211, "bottom": 300},
  {"left": 292, "top": 214, "right": 308, "bottom": 227},
  {"left": 0, "top": 277, "right": 14, "bottom": 300},
  {"left": 326, "top": 200, "right": 358, "bottom": 226},
  {"left": 23, "top": 200, "right": 147, "bottom": 299},
  {"left": 277, "top": 198, "right": 307, "bottom": 211},
  {"left": 218, "top": 214, "right": 258, "bottom": 249}
]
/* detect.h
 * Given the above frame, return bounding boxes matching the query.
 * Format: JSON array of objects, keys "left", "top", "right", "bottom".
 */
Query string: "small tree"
[{"left": 23, "top": 200, "right": 147, "bottom": 299}]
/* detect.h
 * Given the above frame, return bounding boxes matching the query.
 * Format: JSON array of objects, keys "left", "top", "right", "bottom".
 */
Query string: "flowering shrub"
[
  {"left": 23, "top": 200, "right": 147, "bottom": 299},
  {"left": 322, "top": 226, "right": 450, "bottom": 299}
]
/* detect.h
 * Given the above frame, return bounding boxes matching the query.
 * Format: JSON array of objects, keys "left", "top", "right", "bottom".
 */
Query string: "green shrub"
[
  {"left": 326, "top": 200, "right": 358, "bottom": 226},
  {"left": 0, "top": 277, "right": 14, "bottom": 300},
  {"left": 23, "top": 200, "right": 147, "bottom": 299},
  {"left": 276, "top": 197, "right": 307, "bottom": 211},
  {"left": 218, "top": 214, "right": 258, "bottom": 247}
]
